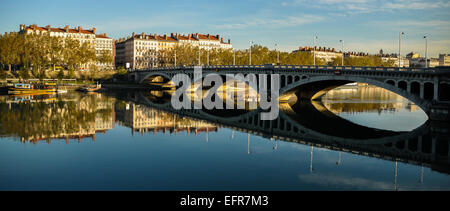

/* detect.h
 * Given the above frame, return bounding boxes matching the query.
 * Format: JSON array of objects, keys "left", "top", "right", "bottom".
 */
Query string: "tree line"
[
  {"left": 157, "top": 44, "right": 394, "bottom": 67},
  {"left": 0, "top": 32, "right": 113, "bottom": 80}
]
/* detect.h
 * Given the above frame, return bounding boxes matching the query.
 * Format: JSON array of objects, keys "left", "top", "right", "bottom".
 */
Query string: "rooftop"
[{"left": 21, "top": 24, "right": 110, "bottom": 38}]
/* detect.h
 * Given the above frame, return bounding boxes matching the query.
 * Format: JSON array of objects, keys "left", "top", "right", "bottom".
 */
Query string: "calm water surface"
[{"left": 0, "top": 85, "right": 449, "bottom": 190}]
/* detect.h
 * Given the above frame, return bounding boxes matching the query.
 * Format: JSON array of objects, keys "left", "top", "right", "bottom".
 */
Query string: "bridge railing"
[{"left": 131, "top": 64, "right": 440, "bottom": 73}]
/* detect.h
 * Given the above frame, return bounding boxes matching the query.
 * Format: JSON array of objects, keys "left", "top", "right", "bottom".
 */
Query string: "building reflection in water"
[
  {"left": 115, "top": 102, "right": 218, "bottom": 137},
  {"left": 323, "top": 84, "right": 421, "bottom": 115},
  {"left": 0, "top": 92, "right": 116, "bottom": 144}
]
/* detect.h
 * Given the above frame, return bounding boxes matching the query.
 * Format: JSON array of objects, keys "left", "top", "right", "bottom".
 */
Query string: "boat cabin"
[{"left": 14, "top": 84, "right": 31, "bottom": 89}]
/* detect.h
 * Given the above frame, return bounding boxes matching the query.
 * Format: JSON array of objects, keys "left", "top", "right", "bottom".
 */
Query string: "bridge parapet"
[{"left": 131, "top": 64, "right": 448, "bottom": 74}]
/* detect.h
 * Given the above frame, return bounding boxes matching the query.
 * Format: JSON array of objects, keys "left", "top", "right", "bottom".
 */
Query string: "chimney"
[
  {"left": 228, "top": 39, "right": 230, "bottom": 44},
  {"left": 217, "top": 34, "right": 220, "bottom": 39},
  {"left": 221, "top": 37, "right": 224, "bottom": 42},
  {"left": 171, "top": 33, "right": 174, "bottom": 37},
  {"left": 93, "top": 27, "right": 96, "bottom": 34},
  {"left": 78, "top": 26, "right": 82, "bottom": 32},
  {"left": 188, "top": 34, "right": 191, "bottom": 39},
  {"left": 164, "top": 34, "right": 167, "bottom": 40}
]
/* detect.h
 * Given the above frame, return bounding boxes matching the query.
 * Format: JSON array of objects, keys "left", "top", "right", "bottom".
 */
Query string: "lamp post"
[
  {"left": 339, "top": 40, "right": 344, "bottom": 66},
  {"left": 174, "top": 50, "right": 177, "bottom": 67},
  {"left": 249, "top": 41, "right": 254, "bottom": 65},
  {"left": 233, "top": 49, "right": 236, "bottom": 66},
  {"left": 313, "top": 35, "right": 318, "bottom": 66},
  {"left": 207, "top": 49, "right": 210, "bottom": 66},
  {"left": 198, "top": 48, "right": 201, "bottom": 66},
  {"left": 424, "top": 35, "right": 428, "bottom": 68},
  {"left": 398, "top": 32, "right": 404, "bottom": 68},
  {"left": 275, "top": 43, "right": 280, "bottom": 64}
]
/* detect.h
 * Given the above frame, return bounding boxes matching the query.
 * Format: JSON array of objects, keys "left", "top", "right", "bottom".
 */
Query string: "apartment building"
[
  {"left": 19, "top": 24, "right": 114, "bottom": 70},
  {"left": 293, "top": 46, "right": 343, "bottom": 63},
  {"left": 115, "top": 32, "right": 232, "bottom": 69}
]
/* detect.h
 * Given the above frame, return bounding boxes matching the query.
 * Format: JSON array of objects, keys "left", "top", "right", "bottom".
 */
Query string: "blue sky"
[{"left": 1, "top": 0, "right": 449, "bottom": 57}]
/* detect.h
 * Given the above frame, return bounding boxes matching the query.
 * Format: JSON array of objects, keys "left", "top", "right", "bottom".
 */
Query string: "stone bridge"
[{"left": 127, "top": 65, "right": 450, "bottom": 121}]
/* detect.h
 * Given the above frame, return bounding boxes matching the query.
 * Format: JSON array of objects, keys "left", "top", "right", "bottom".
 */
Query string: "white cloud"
[
  {"left": 214, "top": 14, "right": 325, "bottom": 30},
  {"left": 298, "top": 173, "right": 394, "bottom": 190},
  {"left": 298, "top": 173, "right": 449, "bottom": 190},
  {"left": 282, "top": 0, "right": 450, "bottom": 14},
  {"left": 383, "top": 0, "right": 450, "bottom": 10}
]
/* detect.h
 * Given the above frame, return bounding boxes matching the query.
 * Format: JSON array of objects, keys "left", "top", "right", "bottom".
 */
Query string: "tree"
[
  {"left": 79, "top": 42, "right": 96, "bottom": 70},
  {"left": 0, "top": 33, "right": 21, "bottom": 72},
  {"left": 116, "top": 66, "right": 128, "bottom": 75},
  {"left": 18, "top": 67, "right": 30, "bottom": 80},
  {"left": 57, "top": 69, "right": 64, "bottom": 80},
  {"left": 97, "top": 50, "right": 113, "bottom": 70},
  {"left": 48, "top": 36, "right": 64, "bottom": 72},
  {"left": 89, "top": 64, "right": 99, "bottom": 81},
  {"left": 64, "top": 38, "right": 81, "bottom": 71},
  {"left": 67, "top": 68, "right": 75, "bottom": 79}
]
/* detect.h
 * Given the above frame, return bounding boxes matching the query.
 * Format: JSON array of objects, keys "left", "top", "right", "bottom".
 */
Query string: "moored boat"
[
  {"left": 8, "top": 83, "right": 57, "bottom": 94},
  {"left": 77, "top": 83, "right": 102, "bottom": 92}
]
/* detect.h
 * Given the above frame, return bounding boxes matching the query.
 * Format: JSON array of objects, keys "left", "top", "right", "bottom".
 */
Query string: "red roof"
[
  {"left": 196, "top": 33, "right": 220, "bottom": 41},
  {"left": 25, "top": 24, "right": 96, "bottom": 35}
]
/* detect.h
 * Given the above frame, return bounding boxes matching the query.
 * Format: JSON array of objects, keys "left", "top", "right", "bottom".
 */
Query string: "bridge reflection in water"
[{"left": 120, "top": 87, "right": 449, "bottom": 178}]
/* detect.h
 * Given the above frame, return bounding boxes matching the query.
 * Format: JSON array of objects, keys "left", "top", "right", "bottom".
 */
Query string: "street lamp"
[
  {"left": 198, "top": 48, "right": 201, "bottom": 66},
  {"left": 424, "top": 35, "right": 428, "bottom": 68},
  {"left": 398, "top": 32, "right": 404, "bottom": 68},
  {"left": 339, "top": 40, "right": 344, "bottom": 66},
  {"left": 233, "top": 49, "right": 236, "bottom": 66},
  {"left": 275, "top": 43, "right": 280, "bottom": 64},
  {"left": 313, "top": 35, "right": 318, "bottom": 66},
  {"left": 207, "top": 49, "right": 210, "bottom": 66},
  {"left": 249, "top": 41, "right": 254, "bottom": 65}
]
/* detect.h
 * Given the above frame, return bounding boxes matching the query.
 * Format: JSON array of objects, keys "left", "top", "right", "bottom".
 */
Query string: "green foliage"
[
  {"left": 116, "top": 66, "right": 128, "bottom": 75},
  {"left": 97, "top": 49, "right": 114, "bottom": 69},
  {"left": 0, "top": 69, "right": 6, "bottom": 79},
  {"left": 158, "top": 44, "right": 328, "bottom": 66},
  {"left": 329, "top": 56, "right": 395, "bottom": 67},
  {"left": 57, "top": 69, "right": 64, "bottom": 80},
  {"left": 18, "top": 67, "right": 30, "bottom": 80},
  {"left": 0, "top": 33, "right": 97, "bottom": 77},
  {"left": 67, "top": 68, "right": 75, "bottom": 79},
  {"left": 89, "top": 64, "right": 99, "bottom": 80}
]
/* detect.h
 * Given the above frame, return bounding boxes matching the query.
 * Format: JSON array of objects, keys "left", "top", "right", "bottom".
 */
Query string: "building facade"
[
  {"left": 19, "top": 24, "right": 114, "bottom": 70},
  {"left": 115, "top": 32, "right": 232, "bottom": 69},
  {"left": 410, "top": 58, "right": 439, "bottom": 68},
  {"left": 439, "top": 54, "right": 450, "bottom": 66},
  {"left": 293, "top": 46, "right": 343, "bottom": 63}
]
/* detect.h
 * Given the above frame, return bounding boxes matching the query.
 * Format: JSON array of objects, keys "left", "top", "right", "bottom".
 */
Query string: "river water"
[{"left": 0, "top": 85, "right": 449, "bottom": 190}]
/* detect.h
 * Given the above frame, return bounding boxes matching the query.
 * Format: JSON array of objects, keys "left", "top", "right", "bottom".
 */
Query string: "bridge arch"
[
  {"left": 279, "top": 75, "right": 433, "bottom": 114},
  {"left": 138, "top": 72, "right": 174, "bottom": 84}
]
